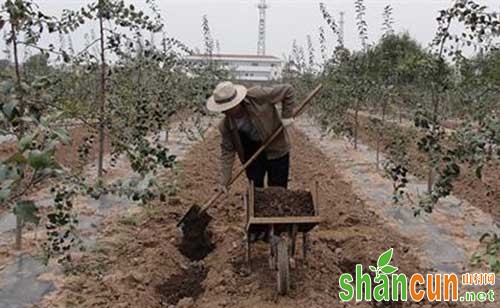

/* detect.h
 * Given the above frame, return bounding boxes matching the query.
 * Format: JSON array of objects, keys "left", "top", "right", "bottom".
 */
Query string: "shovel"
[{"left": 177, "top": 84, "right": 323, "bottom": 232}]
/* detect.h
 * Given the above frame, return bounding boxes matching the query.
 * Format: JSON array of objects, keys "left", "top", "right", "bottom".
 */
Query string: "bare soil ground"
[
  {"left": 353, "top": 113, "right": 500, "bottom": 222},
  {"left": 55, "top": 126, "right": 112, "bottom": 171},
  {"left": 0, "top": 141, "right": 16, "bottom": 161},
  {"left": 0, "top": 126, "right": 110, "bottom": 168},
  {"left": 41, "top": 127, "right": 462, "bottom": 308}
]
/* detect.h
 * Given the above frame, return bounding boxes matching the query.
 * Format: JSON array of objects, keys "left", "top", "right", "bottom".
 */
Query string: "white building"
[{"left": 186, "top": 54, "right": 282, "bottom": 82}]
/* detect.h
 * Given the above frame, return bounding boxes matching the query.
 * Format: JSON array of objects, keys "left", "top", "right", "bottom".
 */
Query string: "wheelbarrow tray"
[{"left": 244, "top": 182, "right": 322, "bottom": 235}]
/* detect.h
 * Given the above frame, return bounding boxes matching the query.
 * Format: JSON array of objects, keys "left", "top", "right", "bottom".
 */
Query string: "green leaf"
[
  {"left": 470, "top": 252, "right": 482, "bottom": 266},
  {"left": 51, "top": 128, "right": 70, "bottom": 145},
  {"left": 0, "top": 164, "right": 20, "bottom": 181},
  {"left": 3, "top": 100, "right": 18, "bottom": 119},
  {"left": 0, "top": 164, "right": 9, "bottom": 180},
  {"left": 18, "top": 134, "right": 34, "bottom": 151},
  {"left": 0, "top": 186, "right": 11, "bottom": 202},
  {"left": 369, "top": 265, "right": 377, "bottom": 272},
  {"left": 377, "top": 248, "right": 393, "bottom": 268},
  {"left": 13, "top": 201, "right": 40, "bottom": 225},
  {"left": 28, "top": 150, "right": 52, "bottom": 169},
  {"left": 0, "top": 80, "right": 13, "bottom": 94},
  {"left": 380, "top": 265, "right": 398, "bottom": 275},
  {"left": 5, "top": 152, "right": 28, "bottom": 165},
  {"left": 492, "top": 262, "right": 500, "bottom": 274},
  {"left": 475, "top": 166, "right": 482, "bottom": 179}
]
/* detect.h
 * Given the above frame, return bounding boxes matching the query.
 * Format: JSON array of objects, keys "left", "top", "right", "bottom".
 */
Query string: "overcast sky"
[{"left": 2, "top": 0, "right": 499, "bottom": 60}]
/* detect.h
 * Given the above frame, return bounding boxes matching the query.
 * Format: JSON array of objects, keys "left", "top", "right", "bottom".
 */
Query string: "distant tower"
[
  {"left": 339, "top": 11, "right": 345, "bottom": 47},
  {"left": 257, "top": 0, "right": 268, "bottom": 55}
]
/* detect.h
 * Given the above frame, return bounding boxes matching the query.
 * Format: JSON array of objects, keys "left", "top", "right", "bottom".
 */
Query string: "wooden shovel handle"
[{"left": 200, "top": 84, "right": 323, "bottom": 213}]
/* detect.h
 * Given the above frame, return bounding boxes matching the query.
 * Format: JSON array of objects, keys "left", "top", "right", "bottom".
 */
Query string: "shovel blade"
[{"left": 177, "top": 204, "right": 202, "bottom": 233}]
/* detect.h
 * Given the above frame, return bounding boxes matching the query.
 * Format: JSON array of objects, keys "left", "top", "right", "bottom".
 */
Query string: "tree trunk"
[
  {"left": 427, "top": 89, "right": 440, "bottom": 194},
  {"left": 398, "top": 103, "right": 403, "bottom": 124},
  {"left": 12, "top": 23, "right": 24, "bottom": 251},
  {"left": 354, "top": 100, "right": 359, "bottom": 150},
  {"left": 376, "top": 100, "right": 387, "bottom": 171},
  {"left": 97, "top": 4, "right": 106, "bottom": 179},
  {"left": 12, "top": 24, "right": 24, "bottom": 135},
  {"left": 15, "top": 216, "right": 22, "bottom": 250},
  {"left": 427, "top": 168, "right": 433, "bottom": 194}
]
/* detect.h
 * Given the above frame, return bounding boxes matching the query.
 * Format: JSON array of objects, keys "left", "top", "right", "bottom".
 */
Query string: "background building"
[
  {"left": 186, "top": 1, "right": 282, "bottom": 83},
  {"left": 186, "top": 54, "right": 282, "bottom": 82}
]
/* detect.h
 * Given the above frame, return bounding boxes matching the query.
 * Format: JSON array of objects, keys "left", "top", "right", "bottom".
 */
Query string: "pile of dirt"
[
  {"left": 254, "top": 187, "right": 314, "bottom": 217},
  {"left": 156, "top": 264, "right": 208, "bottom": 306},
  {"left": 177, "top": 206, "right": 215, "bottom": 261},
  {"left": 452, "top": 162, "right": 500, "bottom": 221}
]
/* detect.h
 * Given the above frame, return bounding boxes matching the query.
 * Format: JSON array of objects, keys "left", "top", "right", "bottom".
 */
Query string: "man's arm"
[
  {"left": 218, "top": 121, "right": 235, "bottom": 187},
  {"left": 248, "top": 84, "right": 296, "bottom": 119}
]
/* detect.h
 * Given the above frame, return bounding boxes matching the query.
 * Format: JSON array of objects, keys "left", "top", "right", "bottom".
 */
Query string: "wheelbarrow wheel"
[{"left": 276, "top": 238, "right": 290, "bottom": 295}]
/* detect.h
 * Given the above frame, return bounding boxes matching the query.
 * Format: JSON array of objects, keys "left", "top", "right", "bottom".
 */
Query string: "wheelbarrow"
[{"left": 243, "top": 181, "right": 322, "bottom": 295}]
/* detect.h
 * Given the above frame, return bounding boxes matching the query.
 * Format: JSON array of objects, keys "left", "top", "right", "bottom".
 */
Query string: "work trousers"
[{"left": 239, "top": 132, "right": 289, "bottom": 188}]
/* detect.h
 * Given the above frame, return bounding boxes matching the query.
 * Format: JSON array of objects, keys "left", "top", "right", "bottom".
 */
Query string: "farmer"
[{"left": 206, "top": 81, "right": 296, "bottom": 193}]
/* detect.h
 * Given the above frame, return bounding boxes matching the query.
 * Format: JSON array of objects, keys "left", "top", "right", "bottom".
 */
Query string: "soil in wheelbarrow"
[{"left": 254, "top": 187, "right": 314, "bottom": 217}]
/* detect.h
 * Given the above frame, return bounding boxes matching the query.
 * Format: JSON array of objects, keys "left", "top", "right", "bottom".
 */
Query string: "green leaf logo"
[
  {"left": 370, "top": 248, "right": 398, "bottom": 278},
  {"left": 380, "top": 265, "right": 398, "bottom": 275},
  {"left": 377, "top": 248, "right": 393, "bottom": 267}
]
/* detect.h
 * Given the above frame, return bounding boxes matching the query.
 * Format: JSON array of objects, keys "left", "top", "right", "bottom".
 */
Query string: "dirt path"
[{"left": 39, "top": 118, "right": 469, "bottom": 307}]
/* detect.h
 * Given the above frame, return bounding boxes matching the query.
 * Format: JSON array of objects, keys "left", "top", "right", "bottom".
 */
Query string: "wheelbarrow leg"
[
  {"left": 289, "top": 224, "right": 298, "bottom": 269},
  {"left": 289, "top": 224, "right": 298, "bottom": 257},
  {"left": 303, "top": 232, "right": 309, "bottom": 262},
  {"left": 269, "top": 225, "right": 277, "bottom": 270},
  {"left": 245, "top": 232, "right": 251, "bottom": 269}
]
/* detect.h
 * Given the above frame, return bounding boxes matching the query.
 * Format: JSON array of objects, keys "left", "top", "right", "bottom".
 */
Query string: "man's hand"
[
  {"left": 217, "top": 184, "right": 228, "bottom": 195},
  {"left": 281, "top": 118, "right": 294, "bottom": 127}
]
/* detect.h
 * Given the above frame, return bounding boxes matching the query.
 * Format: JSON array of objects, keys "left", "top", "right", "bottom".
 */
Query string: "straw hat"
[{"left": 206, "top": 81, "right": 247, "bottom": 112}]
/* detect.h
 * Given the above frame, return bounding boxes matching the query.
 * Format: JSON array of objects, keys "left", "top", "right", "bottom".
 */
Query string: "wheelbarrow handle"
[{"left": 200, "top": 83, "right": 323, "bottom": 213}]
